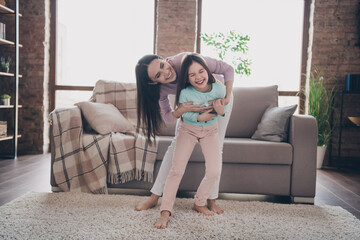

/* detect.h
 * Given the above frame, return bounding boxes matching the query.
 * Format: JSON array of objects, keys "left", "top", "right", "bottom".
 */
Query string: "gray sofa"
[{"left": 51, "top": 84, "right": 317, "bottom": 203}]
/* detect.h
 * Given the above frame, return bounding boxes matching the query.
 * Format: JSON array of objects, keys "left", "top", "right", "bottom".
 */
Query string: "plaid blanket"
[
  {"left": 50, "top": 80, "right": 158, "bottom": 194},
  {"left": 108, "top": 132, "right": 157, "bottom": 184}
]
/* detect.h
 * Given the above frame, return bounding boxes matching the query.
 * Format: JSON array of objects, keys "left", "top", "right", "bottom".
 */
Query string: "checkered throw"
[{"left": 50, "top": 80, "right": 158, "bottom": 194}]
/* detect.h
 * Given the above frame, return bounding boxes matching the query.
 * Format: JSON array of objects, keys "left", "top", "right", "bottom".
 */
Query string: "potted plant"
[
  {"left": 1, "top": 56, "right": 11, "bottom": 73},
  {"left": 306, "top": 68, "right": 336, "bottom": 168},
  {"left": 1, "top": 94, "right": 11, "bottom": 105}
]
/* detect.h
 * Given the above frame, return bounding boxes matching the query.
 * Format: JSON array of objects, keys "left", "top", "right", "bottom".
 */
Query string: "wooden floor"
[{"left": 1, "top": 153, "right": 359, "bottom": 220}]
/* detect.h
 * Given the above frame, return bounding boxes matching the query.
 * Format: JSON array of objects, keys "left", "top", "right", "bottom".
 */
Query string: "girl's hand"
[
  {"left": 174, "top": 102, "right": 212, "bottom": 116},
  {"left": 213, "top": 99, "right": 225, "bottom": 116},
  {"left": 182, "top": 102, "right": 213, "bottom": 112},
  {"left": 173, "top": 102, "right": 212, "bottom": 118},
  {"left": 197, "top": 109, "right": 217, "bottom": 122}
]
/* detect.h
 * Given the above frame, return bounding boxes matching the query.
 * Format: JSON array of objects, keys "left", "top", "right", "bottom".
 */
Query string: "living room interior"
[{"left": 0, "top": 0, "right": 359, "bottom": 238}]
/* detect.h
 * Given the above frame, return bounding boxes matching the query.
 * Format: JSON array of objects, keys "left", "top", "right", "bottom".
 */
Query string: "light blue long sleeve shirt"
[{"left": 179, "top": 81, "right": 227, "bottom": 126}]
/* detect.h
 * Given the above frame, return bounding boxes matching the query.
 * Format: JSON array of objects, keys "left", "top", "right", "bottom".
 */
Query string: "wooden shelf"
[
  {"left": 0, "top": 38, "right": 15, "bottom": 45},
  {"left": 0, "top": 72, "right": 23, "bottom": 77},
  {"left": 0, "top": 0, "right": 21, "bottom": 159},
  {"left": 0, "top": 134, "right": 22, "bottom": 142},
  {"left": 336, "top": 91, "right": 360, "bottom": 168},
  {"left": 0, "top": 38, "right": 23, "bottom": 47},
  {"left": 0, "top": 105, "right": 23, "bottom": 108},
  {"left": 0, "top": 4, "right": 22, "bottom": 16},
  {"left": 0, "top": 4, "right": 14, "bottom": 14},
  {"left": 0, "top": 72, "right": 13, "bottom": 76}
]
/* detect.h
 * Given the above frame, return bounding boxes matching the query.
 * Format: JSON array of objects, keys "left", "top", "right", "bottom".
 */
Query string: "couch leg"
[
  {"left": 51, "top": 186, "right": 62, "bottom": 192},
  {"left": 291, "top": 197, "right": 314, "bottom": 204}
]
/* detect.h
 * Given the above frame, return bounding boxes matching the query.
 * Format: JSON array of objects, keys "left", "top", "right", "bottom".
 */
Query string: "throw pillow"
[
  {"left": 251, "top": 104, "right": 298, "bottom": 142},
  {"left": 75, "top": 101, "right": 134, "bottom": 134}
]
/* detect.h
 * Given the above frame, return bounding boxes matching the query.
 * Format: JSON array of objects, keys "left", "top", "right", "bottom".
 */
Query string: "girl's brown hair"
[{"left": 175, "top": 53, "right": 216, "bottom": 107}]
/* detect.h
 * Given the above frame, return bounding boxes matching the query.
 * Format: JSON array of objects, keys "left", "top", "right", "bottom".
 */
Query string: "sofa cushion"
[
  {"left": 75, "top": 101, "right": 134, "bottom": 134},
  {"left": 159, "top": 95, "right": 177, "bottom": 136},
  {"left": 157, "top": 136, "right": 292, "bottom": 165},
  {"left": 222, "top": 138, "right": 292, "bottom": 164},
  {"left": 226, "top": 85, "right": 278, "bottom": 138},
  {"left": 251, "top": 104, "right": 297, "bottom": 142},
  {"left": 159, "top": 121, "right": 177, "bottom": 136}
]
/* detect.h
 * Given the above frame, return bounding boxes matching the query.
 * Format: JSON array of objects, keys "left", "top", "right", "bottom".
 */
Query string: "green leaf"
[
  {"left": 303, "top": 67, "right": 338, "bottom": 146},
  {"left": 201, "top": 30, "right": 251, "bottom": 77}
]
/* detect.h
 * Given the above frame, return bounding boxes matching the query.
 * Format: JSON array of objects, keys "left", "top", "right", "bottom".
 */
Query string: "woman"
[{"left": 135, "top": 52, "right": 234, "bottom": 214}]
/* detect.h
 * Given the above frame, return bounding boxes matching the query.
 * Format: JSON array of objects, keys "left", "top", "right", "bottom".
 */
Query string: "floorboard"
[
  {"left": 0, "top": 154, "right": 51, "bottom": 206},
  {"left": 315, "top": 168, "right": 360, "bottom": 219},
  {"left": 0, "top": 154, "right": 359, "bottom": 220}
]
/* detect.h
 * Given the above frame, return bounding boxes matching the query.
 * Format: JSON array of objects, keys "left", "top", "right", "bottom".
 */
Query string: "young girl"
[{"left": 154, "top": 53, "right": 227, "bottom": 229}]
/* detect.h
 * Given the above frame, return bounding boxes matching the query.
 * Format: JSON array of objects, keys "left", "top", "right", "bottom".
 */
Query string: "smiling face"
[
  {"left": 147, "top": 59, "right": 177, "bottom": 84},
  {"left": 187, "top": 62, "right": 211, "bottom": 92}
]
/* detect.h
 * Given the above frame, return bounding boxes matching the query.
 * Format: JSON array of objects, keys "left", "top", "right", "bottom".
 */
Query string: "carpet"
[{"left": 0, "top": 192, "right": 359, "bottom": 240}]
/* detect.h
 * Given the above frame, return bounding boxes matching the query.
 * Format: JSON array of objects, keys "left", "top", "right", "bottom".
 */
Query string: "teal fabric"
[{"left": 180, "top": 81, "right": 227, "bottom": 126}]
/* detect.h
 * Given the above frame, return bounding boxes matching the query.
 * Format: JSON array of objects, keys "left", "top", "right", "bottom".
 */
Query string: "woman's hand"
[
  {"left": 197, "top": 109, "right": 217, "bottom": 122},
  {"left": 224, "top": 96, "right": 231, "bottom": 105},
  {"left": 173, "top": 102, "right": 212, "bottom": 118},
  {"left": 207, "top": 99, "right": 226, "bottom": 115},
  {"left": 212, "top": 99, "right": 225, "bottom": 116}
]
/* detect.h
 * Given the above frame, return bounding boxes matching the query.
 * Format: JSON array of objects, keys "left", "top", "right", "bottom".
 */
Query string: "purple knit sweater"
[{"left": 159, "top": 52, "right": 234, "bottom": 123}]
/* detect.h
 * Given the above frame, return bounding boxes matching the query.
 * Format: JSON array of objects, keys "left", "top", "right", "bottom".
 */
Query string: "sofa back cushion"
[
  {"left": 90, "top": 80, "right": 278, "bottom": 138},
  {"left": 91, "top": 80, "right": 138, "bottom": 127},
  {"left": 158, "top": 95, "right": 178, "bottom": 136},
  {"left": 226, "top": 85, "right": 278, "bottom": 138}
]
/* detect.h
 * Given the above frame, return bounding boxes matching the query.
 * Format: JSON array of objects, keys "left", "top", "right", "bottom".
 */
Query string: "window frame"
[
  {"left": 49, "top": 0, "right": 157, "bottom": 111},
  {"left": 196, "top": 0, "right": 311, "bottom": 114}
]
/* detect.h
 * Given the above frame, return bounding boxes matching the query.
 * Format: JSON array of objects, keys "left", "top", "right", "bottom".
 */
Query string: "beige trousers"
[{"left": 160, "top": 121, "right": 221, "bottom": 214}]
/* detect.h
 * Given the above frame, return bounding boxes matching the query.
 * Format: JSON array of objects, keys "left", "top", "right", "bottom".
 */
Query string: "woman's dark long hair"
[
  {"left": 175, "top": 53, "right": 216, "bottom": 107},
  {"left": 135, "top": 54, "right": 163, "bottom": 144}
]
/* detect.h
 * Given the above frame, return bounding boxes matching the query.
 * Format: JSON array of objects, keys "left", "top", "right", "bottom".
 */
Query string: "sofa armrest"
[
  {"left": 49, "top": 106, "right": 83, "bottom": 187},
  {"left": 289, "top": 114, "right": 317, "bottom": 198}
]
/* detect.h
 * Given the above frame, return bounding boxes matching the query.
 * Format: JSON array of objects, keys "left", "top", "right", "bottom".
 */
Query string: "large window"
[
  {"left": 200, "top": 0, "right": 307, "bottom": 109},
  {"left": 52, "top": 0, "right": 155, "bottom": 108}
]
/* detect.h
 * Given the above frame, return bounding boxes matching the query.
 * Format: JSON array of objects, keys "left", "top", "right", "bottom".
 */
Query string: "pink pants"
[{"left": 160, "top": 121, "right": 221, "bottom": 214}]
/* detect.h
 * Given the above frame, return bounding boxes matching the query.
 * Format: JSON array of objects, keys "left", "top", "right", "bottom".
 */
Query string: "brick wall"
[
  {"left": 1, "top": 0, "right": 359, "bottom": 162},
  {"left": 311, "top": 0, "right": 360, "bottom": 166},
  {"left": 0, "top": 0, "right": 50, "bottom": 155},
  {"left": 155, "top": 0, "right": 360, "bottom": 167},
  {"left": 156, "top": 0, "right": 197, "bottom": 57}
]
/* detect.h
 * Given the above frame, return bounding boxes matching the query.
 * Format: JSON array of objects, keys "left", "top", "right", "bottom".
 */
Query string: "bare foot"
[
  {"left": 207, "top": 199, "right": 224, "bottom": 214},
  {"left": 135, "top": 194, "right": 160, "bottom": 211},
  {"left": 154, "top": 211, "right": 170, "bottom": 229},
  {"left": 193, "top": 204, "right": 214, "bottom": 216}
]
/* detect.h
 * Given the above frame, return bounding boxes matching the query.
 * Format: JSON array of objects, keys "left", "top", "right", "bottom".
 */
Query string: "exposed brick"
[
  {"left": 311, "top": 0, "right": 360, "bottom": 166},
  {"left": 0, "top": 0, "right": 50, "bottom": 155},
  {"left": 156, "top": 0, "right": 197, "bottom": 57},
  {"left": 1, "top": 0, "right": 359, "bottom": 163}
]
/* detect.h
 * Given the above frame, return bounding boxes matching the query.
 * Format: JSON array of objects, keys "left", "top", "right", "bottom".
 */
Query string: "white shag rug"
[{"left": 0, "top": 192, "right": 359, "bottom": 240}]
